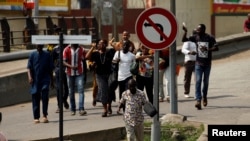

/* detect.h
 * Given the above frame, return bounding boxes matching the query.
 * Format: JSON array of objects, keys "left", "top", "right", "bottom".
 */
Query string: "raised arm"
[
  {"left": 85, "top": 43, "right": 96, "bottom": 60},
  {"left": 182, "top": 25, "right": 189, "bottom": 42}
]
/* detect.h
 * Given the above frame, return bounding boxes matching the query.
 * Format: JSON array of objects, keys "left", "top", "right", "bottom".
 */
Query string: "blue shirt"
[{"left": 27, "top": 50, "right": 54, "bottom": 94}]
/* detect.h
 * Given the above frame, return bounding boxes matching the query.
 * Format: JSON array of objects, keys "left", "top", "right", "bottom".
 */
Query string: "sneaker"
[
  {"left": 203, "top": 98, "right": 207, "bottom": 107},
  {"left": 92, "top": 100, "right": 97, "bottom": 107},
  {"left": 41, "top": 117, "right": 49, "bottom": 123},
  {"left": 64, "top": 101, "right": 69, "bottom": 109},
  {"left": 195, "top": 101, "right": 202, "bottom": 110},
  {"left": 166, "top": 97, "right": 170, "bottom": 102},
  {"left": 184, "top": 94, "right": 191, "bottom": 98},
  {"left": 71, "top": 111, "right": 76, "bottom": 116},
  {"left": 55, "top": 108, "right": 60, "bottom": 113},
  {"left": 79, "top": 110, "right": 87, "bottom": 116},
  {"left": 159, "top": 97, "right": 164, "bottom": 102},
  {"left": 34, "top": 119, "right": 40, "bottom": 124}
]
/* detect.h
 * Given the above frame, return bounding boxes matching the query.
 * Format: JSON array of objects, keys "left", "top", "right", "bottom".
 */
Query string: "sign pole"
[
  {"left": 33, "top": 0, "right": 39, "bottom": 27},
  {"left": 170, "top": 0, "right": 178, "bottom": 114},
  {"left": 59, "top": 32, "right": 64, "bottom": 141},
  {"left": 151, "top": 50, "right": 161, "bottom": 141},
  {"left": 134, "top": 7, "right": 178, "bottom": 140}
]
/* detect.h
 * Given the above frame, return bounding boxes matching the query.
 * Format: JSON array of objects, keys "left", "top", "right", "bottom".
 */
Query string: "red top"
[
  {"left": 63, "top": 45, "right": 87, "bottom": 76},
  {"left": 243, "top": 19, "right": 250, "bottom": 32}
]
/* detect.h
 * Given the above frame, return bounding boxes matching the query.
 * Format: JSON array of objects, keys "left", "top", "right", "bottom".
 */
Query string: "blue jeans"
[
  {"left": 66, "top": 74, "right": 85, "bottom": 112},
  {"left": 195, "top": 64, "right": 211, "bottom": 101}
]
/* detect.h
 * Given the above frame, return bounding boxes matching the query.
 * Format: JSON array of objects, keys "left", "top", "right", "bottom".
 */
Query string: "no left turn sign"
[{"left": 135, "top": 7, "right": 178, "bottom": 50}]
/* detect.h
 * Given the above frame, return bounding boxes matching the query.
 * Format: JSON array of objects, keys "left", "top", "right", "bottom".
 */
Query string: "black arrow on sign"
[{"left": 144, "top": 22, "right": 164, "bottom": 41}]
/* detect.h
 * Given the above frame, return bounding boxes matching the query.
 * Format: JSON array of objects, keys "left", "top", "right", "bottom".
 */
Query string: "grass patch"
[{"left": 143, "top": 121, "right": 204, "bottom": 141}]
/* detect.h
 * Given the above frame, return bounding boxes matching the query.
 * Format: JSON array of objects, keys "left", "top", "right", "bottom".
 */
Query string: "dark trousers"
[
  {"left": 136, "top": 75, "right": 154, "bottom": 104},
  {"left": 118, "top": 76, "right": 133, "bottom": 100},
  {"left": 32, "top": 89, "right": 49, "bottom": 119},
  {"left": 55, "top": 71, "right": 69, "bottom": 106},
  {"left": 118, "top": 76, "right": 133, "bottom": 111},
  {"left": 183, "top": 61, "right": 195, "bottom": 94}
]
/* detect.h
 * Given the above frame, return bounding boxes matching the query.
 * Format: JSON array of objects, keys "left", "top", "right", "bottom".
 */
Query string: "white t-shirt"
[
  {"left": 181, "top": 41, "right": 197, "bottom": 62},
  {"left": 113, "top": 50, "right": 135, "bottom": 81}
]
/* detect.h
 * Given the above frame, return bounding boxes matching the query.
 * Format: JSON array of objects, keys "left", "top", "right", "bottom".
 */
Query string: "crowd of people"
[{"left": 25, "top": 22, "right": 219, "bottom": 140}]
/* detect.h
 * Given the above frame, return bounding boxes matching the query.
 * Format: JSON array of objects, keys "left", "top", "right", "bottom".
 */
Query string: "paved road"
[{"left": 0, "top": 49, "right": 250, "bottom": 140}]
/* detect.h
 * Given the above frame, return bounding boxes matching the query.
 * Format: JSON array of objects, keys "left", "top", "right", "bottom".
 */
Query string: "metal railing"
[{"left": 0, "top": 16, "right": 99, "bottom": 53}]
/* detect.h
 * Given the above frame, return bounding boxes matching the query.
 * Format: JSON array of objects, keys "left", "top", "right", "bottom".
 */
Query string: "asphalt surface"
[{"left": 0, "top": 49, "right": 250, "bottom": 140}]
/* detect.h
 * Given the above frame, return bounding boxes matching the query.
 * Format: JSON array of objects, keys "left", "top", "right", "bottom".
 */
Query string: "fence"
[{"left": 0, "top": 16, "right": 99, "bottom": 52}]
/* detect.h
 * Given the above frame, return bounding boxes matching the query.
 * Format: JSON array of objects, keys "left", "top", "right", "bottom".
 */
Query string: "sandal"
[
  {"left": 34, "top": 119, "right": 40, "bottom": 124},
  {"left": 117, "top": 111, "right": 122, "bottom": 115},
  {"left": 92, "top": 100, "right": 96, "bottom": 107},
  {"left": 102, "top": 112, "right": 107, "bottom": 117},
  {"left": 159, "top": 98, "right": 164, "bottom": 102}
]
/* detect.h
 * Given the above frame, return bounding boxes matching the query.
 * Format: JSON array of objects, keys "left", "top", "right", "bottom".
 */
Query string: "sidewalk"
[{"left": 0, "top": 49, "right": 250, "bottom": 140}]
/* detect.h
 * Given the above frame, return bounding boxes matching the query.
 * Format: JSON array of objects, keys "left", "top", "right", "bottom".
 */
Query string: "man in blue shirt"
[{"left": 27, "top": 44, "right": 54, "bottom": 123}]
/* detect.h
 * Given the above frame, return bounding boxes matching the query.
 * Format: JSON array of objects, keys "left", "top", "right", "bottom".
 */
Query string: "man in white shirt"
[
  {"left": 113, "top": 41, "right": 135, "bottom": 111},
  {"left": 181, "top": 29, "right": 197, "bottom": 98}
]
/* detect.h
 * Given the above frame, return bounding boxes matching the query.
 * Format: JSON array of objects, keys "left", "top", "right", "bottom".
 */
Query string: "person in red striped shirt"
[{"left": 63, "top": 44, "right": 88, "bottom": 116}]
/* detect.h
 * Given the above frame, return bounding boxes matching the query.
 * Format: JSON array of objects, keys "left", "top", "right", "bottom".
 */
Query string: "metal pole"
[
  {"left": 151, "top": 50, "right": 160, "bottom": 141},
  {"left": 170, "top": 0, "right": 178, "bottom": 114},
  {"left": 97, "top": 8, "right": 102, "bottom": 39},
  {"left": 112, "top": 5, "right": 118, "bottom": 41},
  {"left": 33, "top": 0, "right": 39, "bottom": 27},
  {"left": 59, "top": 33, "right": 64, "bottom": 141}
]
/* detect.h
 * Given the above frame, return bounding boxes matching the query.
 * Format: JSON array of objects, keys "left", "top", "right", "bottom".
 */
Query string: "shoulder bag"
[
  {"left": 143, "top": 101, "right": 157, "bottom": 117},
  {"left": 130, "top": 60, "right": 139, "bottom": 75}
]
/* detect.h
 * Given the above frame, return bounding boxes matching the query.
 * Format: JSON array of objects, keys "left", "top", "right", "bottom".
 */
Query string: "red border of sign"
[{"left": 135, "top": 7, "right": 178, "bottom": 50}]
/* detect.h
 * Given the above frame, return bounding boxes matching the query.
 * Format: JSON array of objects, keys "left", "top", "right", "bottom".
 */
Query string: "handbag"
[
  {"left": 143, "top": 101, "right": 157, "bottom": 117},
  {"left": 111, "top": 51, "right": 120, "bottom": 72},
  {"left": 130, "top": 60, "right": 139, "bottom": 75}
]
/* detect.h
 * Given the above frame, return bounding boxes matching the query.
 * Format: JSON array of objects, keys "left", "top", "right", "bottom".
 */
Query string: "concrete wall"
[
  {"left": 0, "top": 72, "right": 31, "bottom": 106},
  {"left": 0, "top": 71, "right": 57, "bottom": 107},
  {"left": 35, "top": 127, "right": 126, "bottom": 141},
  {"left": 215, "top": 16, "right": 246, "bottom": 37},
  {"left": 1, "top": 32, "right": 250, "bottom": 108}
]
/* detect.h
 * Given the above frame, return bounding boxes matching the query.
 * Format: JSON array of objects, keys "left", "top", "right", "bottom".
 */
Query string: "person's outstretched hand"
[{"left": 182, "top": 25, "right": 187, "bottom": 32}]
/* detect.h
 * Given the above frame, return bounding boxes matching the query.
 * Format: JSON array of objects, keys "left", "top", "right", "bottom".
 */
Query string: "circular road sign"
[{"left": 135, "top": 7, "right": 178, "bottom": 50}]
